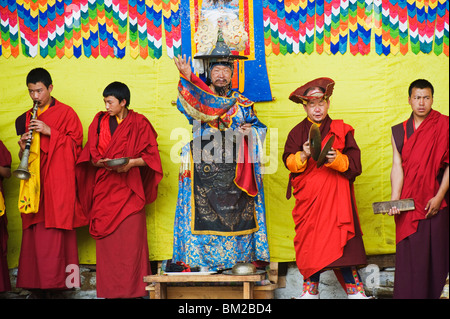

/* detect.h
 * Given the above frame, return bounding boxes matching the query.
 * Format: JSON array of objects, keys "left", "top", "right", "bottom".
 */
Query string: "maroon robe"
[
  {"left": 15, "top": 98, "right": 86, "bottom": 290},
  {"left": 0, "top": 140, "right": 12, "bottom": 292},
  {"left": 15, "top": 98, "right": 87, "bottom": 229},
  {"left": 283, "top": 115, "right": 367, "bottom": 279},
  {"left": 76, "top": 110, "right": 163, "bottom": 298},
  {"left": 391, "top": 110, "right": 449, "bottom": 299}
]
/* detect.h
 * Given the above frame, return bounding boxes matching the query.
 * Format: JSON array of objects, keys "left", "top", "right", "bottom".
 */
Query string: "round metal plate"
[
  {"left": 309, "top": 123, "right": 321, "bottom": 161},
  {"left": 316, "top": 135, "right": 335, "bottom": 168}
]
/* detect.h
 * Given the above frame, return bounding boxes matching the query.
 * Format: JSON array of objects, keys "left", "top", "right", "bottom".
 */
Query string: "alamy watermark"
[
  {"left": 65, "top": 264, "right": 80, "bottom": 289},
  {"left": 363, "top": 264, "right": 381, "bottom": 289}
]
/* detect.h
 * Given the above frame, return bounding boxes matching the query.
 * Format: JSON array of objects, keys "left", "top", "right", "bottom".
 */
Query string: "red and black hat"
[{"left": 289, "top": 77, "right": 335, "bottom": 104}]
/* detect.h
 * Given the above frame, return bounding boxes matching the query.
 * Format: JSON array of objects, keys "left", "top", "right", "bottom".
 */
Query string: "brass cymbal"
[
  {"left": 316, "top": 135, "right": 335, "bottom": 168},
  {"left": 309, "top": 123, "right": 321, "bottom": 161}
]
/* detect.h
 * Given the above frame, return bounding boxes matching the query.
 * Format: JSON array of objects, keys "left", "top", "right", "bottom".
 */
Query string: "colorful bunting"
[
  {"left": 147, "top": 0, "right": 162, "bottom": 59},
  {"left": 263, "top": 0, "right": 281, "bottom": 55},
  {"left": 0, "top": 0, "right": 448, "bottom": 58},
  {"left": 0, "top": 0, "right": 20, "bottom": 57},
  {"left": 315, "top": 0, "right": 325, "bottom": 53},
  {"left": 348, "top": 0, "right": 372, "bottom": 56},
  {"left": 434, "top": 0, "right": 449, "bottom": 55},
  {"left": 324, "top": 0, "right": 333, "bottom": 53},
  {"left": 304, "top": 0, "right": 316, "bottom": 54},
  {"left": 162, "top": 0, "right": 181, "bottom": 58},
  {"left": 264, "top": 0, "right": 448, "bottom": 55}
]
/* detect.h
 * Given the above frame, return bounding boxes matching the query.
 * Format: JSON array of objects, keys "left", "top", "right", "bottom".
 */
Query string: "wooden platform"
[
  {"left": 143, "top": 262, "right": 281, "bottom": 299},
  {"left": 144, "top": 273, "right": 265, "bottom": 299}
]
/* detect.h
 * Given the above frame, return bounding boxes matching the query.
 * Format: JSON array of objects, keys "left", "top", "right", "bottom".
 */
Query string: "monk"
[
  {"left": 76, "top": 81, "right": 163, "bottom": 298},
  {"left": 283, "top": 77, "right": 370, "bottom": 299},
  {"left": 0, "top": 140, "right": 12, "bottom": 293},
  {"left": 15, "top": 68, "right": 86, "bottom": 298},
  {"left": 388, "top": 79, "right": 449, "bottom": 299}
]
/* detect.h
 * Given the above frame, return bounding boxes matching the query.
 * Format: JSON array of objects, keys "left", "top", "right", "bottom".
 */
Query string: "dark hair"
[
  {"left": 103, "top": 81, "right": 130, "bottom": 107},
  {"left": 26, "top": 68, "right": 52, "bottom": 88},
  {"left": 408, "top": 79, "right": 434, "bottom": 97}
]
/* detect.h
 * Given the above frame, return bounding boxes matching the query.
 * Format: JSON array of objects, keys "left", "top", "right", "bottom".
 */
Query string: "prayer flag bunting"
[{"left": 0, "top": 0, "right": 448, "bottom": 58}]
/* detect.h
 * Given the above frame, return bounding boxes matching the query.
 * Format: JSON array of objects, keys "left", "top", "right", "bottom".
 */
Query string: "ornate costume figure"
[{"left": 172, "top": 31, "right": 269, "bottom": 271}]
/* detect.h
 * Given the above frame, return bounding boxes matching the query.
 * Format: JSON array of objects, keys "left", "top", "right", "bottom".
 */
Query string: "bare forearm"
[
  {"left": 129, "top": 157, "right": 146, "bottom": 167},
  {"left": 390, "top": 134, "right": 404, "bottom": 200},
  {"left": 390, "top": 165, "right": 404, "bottom": 200},
  {"left": 435, "top": 165, "right": 449, "bottom": 201}
]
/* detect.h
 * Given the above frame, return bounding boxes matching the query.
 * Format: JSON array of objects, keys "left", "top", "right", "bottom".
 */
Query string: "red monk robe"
[
  {"left": 15, "top": 98, "right": 86, "bottom": 290},
  {"left": 392, "top": 110, "right": 449, "bottom": 299},
  {"left": 0, "top": 140, "right": 12, "bottom": 292},
  {"left": 393, "top": 110, "right": 449, "bottom": 243},
  {"left": 283, "top": 115, "right": 367, "bottom": 280},
  {"left": 76, "top": 110, "right": 163, "bottom": 298}
]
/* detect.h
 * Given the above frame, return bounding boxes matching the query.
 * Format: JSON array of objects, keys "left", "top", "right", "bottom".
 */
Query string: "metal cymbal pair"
[{"left": 308, "top": 123, "right": 335, "bottom": 168}]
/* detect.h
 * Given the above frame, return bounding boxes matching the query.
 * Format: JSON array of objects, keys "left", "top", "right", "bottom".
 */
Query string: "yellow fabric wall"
[{"left": 0, "top": 52, "right": 448, "bottom": 267}]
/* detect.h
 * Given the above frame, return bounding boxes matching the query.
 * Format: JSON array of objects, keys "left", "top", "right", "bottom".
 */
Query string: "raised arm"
[{"left": 174, "top": 55, "right": 192, "bottom": 80}]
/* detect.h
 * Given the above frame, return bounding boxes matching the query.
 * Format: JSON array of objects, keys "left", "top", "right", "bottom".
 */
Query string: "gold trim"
[{"left": 189, "top": 141, "right": 260, "bottom": 236}]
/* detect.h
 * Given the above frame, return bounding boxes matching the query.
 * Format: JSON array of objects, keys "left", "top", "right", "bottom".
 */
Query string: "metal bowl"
[
  {"left": 105, "top": 157, "right": 129, "bottom": 167},
  {"left": 231, "top": 263, "right": 257, "bottom": 275}
]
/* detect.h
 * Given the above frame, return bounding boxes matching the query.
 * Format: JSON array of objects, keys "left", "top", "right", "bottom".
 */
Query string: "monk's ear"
[
  {"left": 47, "top": 84, "right": 53, "bottom": 94},
  {"left": 120, "top": 99, "right": 127, "bottom": 108}
]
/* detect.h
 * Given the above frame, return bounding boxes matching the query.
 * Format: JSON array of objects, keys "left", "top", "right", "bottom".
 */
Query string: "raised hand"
[{"left": 174, "top": 55, "right": 192, "bottom": 80}]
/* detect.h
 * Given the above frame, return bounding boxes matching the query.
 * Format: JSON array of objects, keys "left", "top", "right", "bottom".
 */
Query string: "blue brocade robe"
[{"left": 172, "top": 76, "right": 270, "bottom": 271}]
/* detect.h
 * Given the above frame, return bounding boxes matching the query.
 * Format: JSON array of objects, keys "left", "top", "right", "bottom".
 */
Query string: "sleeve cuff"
[
  {"left": 286, "top": 151, "right": 307, "bottom": 173},
  {"left": 324, "top": 149, "right": 349, "bottom": 172}
]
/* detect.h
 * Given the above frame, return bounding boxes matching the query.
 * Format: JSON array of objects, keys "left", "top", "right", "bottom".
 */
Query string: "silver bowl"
[
  {"left": 222, "top": 263, "right": 265, "bottom": 275},
  {"left": 105, "top": 157, "right": 129, "bottom": 167},
  {"left": 231, "top": 263, "right": 256, "bottom": 275}
]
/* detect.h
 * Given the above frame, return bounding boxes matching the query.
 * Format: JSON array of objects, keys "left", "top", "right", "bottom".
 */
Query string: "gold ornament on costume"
[
  {"left": 222, "top": 18, "right": 248, "bottom": 52},
  {"left": 194, "top": 18, "right": 248, "bottom": 54},
  {"left": 194, "top": 20, "right": 218, "bottom": 54}
]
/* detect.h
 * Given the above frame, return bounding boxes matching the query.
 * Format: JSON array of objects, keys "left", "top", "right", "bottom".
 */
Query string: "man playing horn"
[{"left": 15, "top": 68, "right": 86, "bottom": 298}]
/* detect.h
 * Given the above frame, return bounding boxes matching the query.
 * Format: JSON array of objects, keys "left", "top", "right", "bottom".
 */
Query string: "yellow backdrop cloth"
[{"left": 0, "top": 52, "right": 448, "bottom": 267}]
